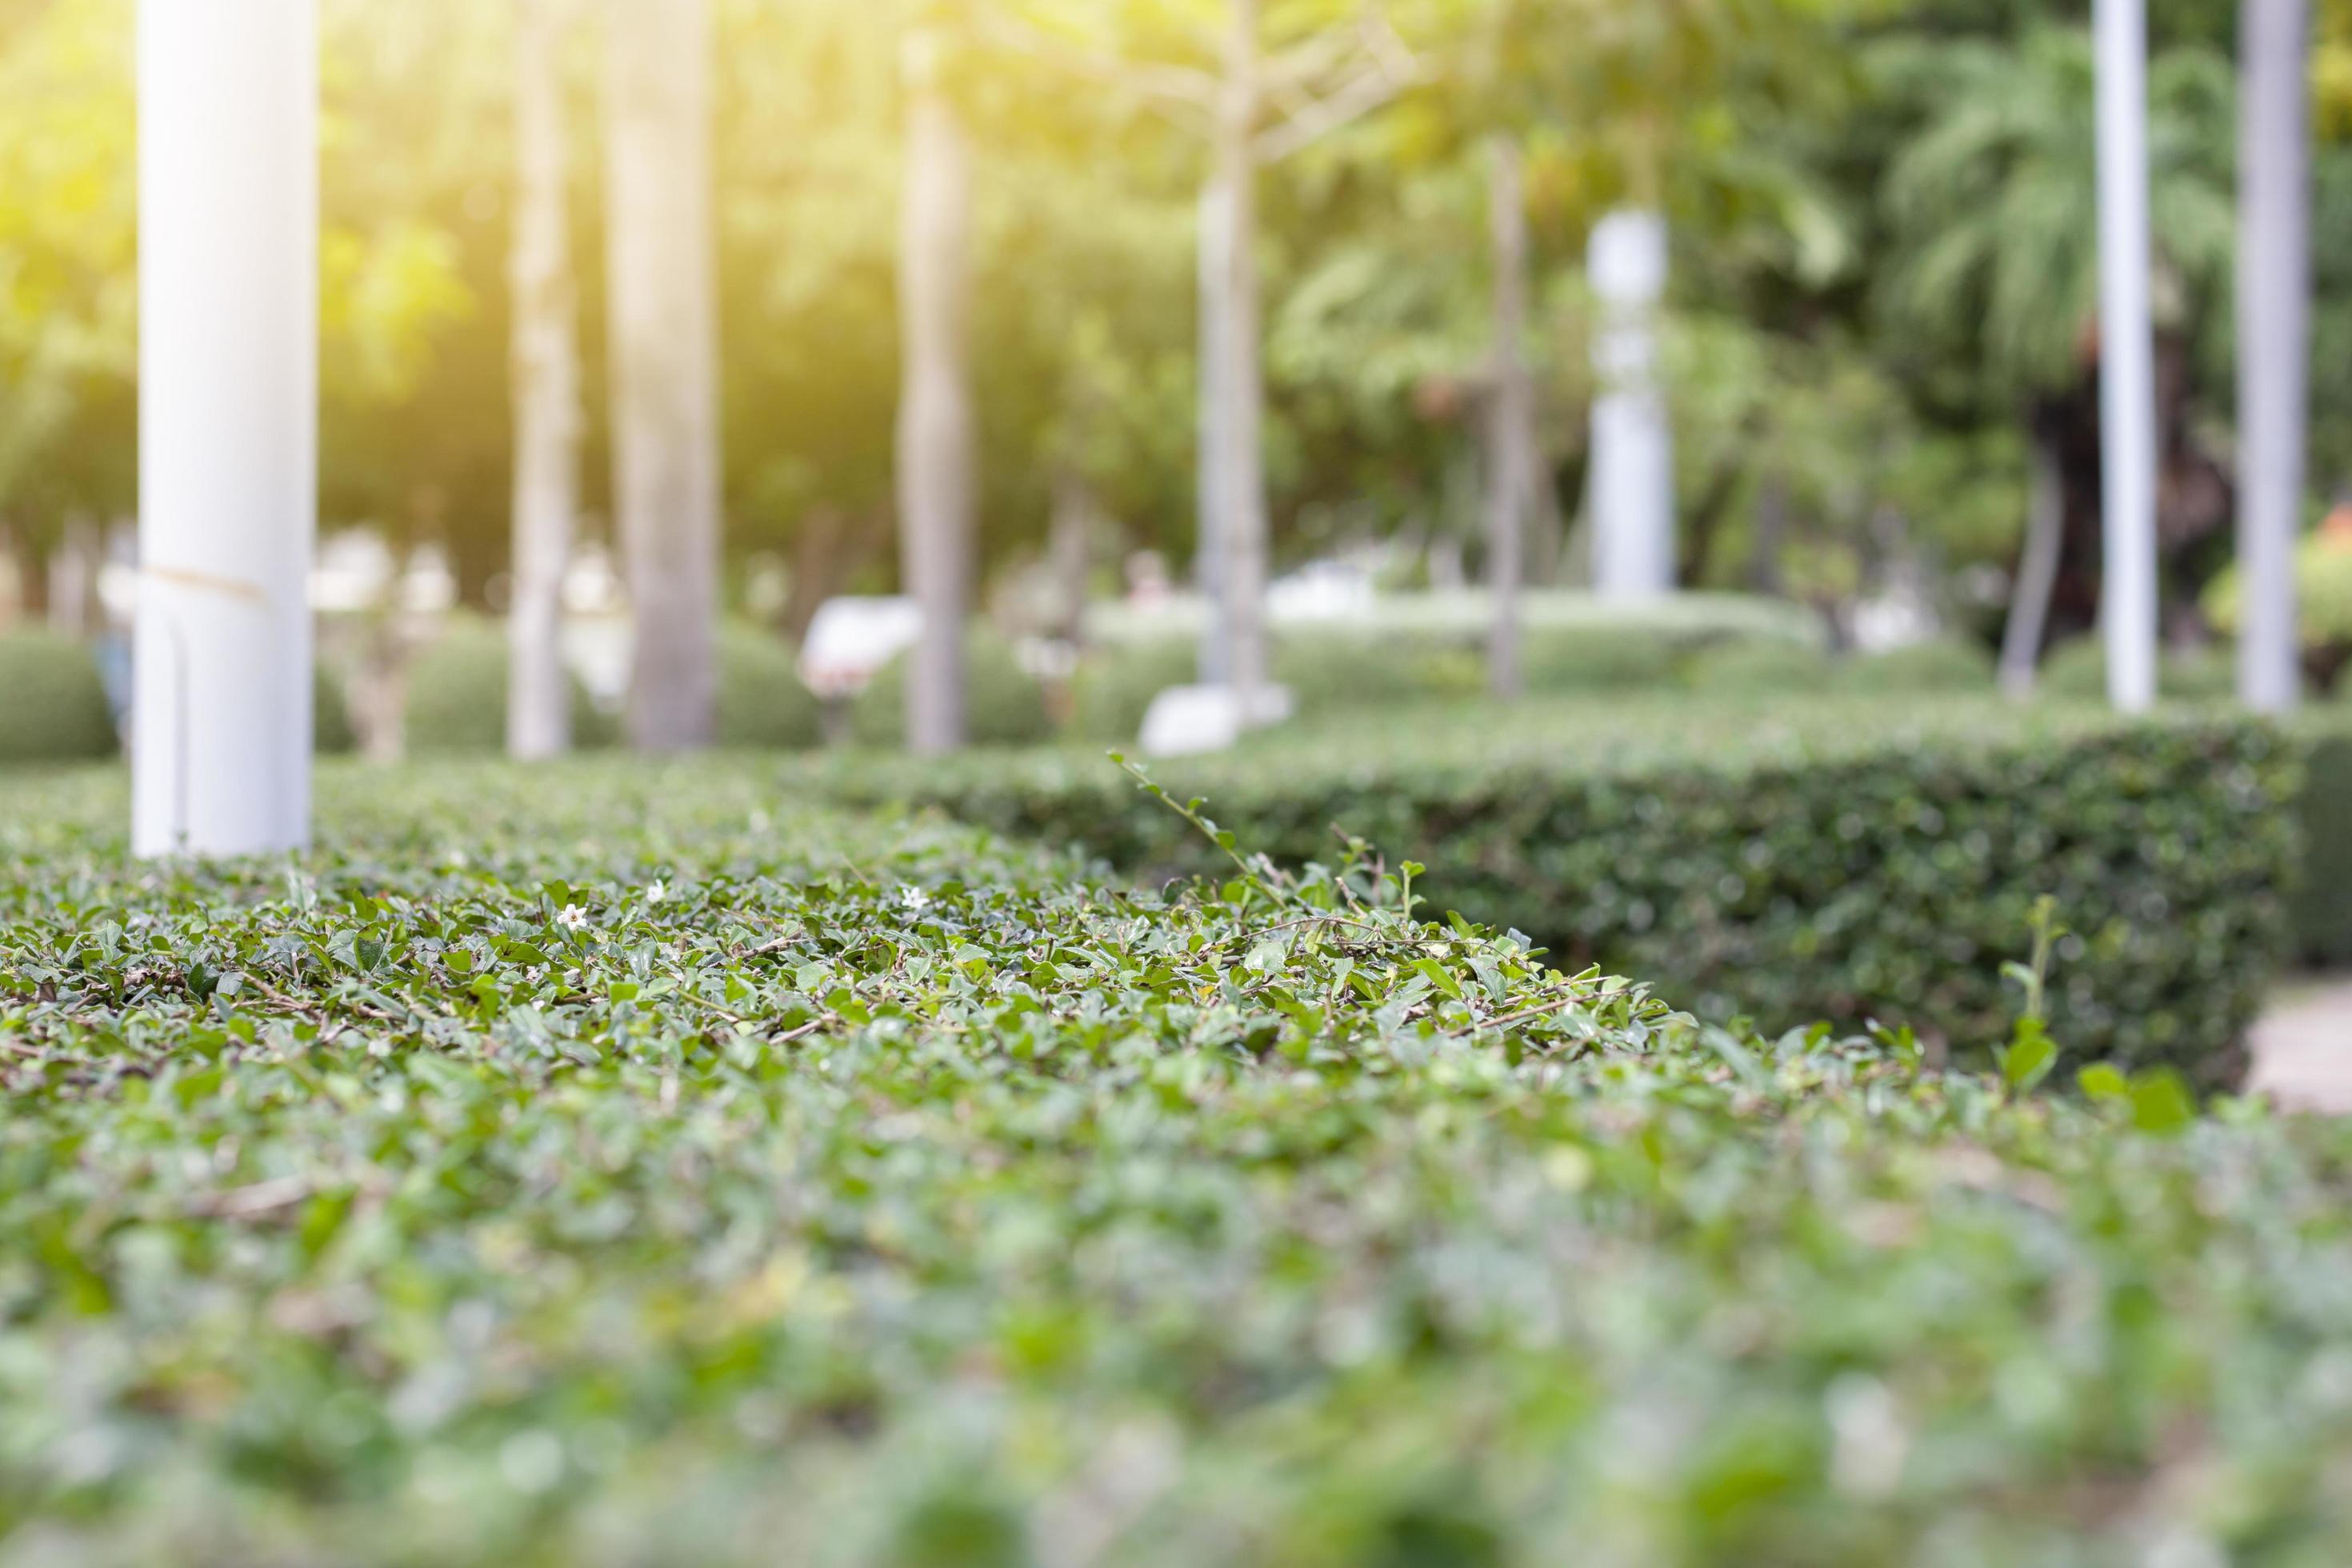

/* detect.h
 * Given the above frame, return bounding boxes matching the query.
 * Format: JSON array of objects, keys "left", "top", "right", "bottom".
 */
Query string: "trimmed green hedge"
[
  {"left": 408, "top": 622, "right": 822, "bottom": 754},
  {"left": 404, "top": 617, "right": 617, "bottom": 754},
  {"left": 2288, "top": 713, "right": 2352, "bottom": 966},
  {"left": 851, "top": 630, "right": 1054, "bottom": 748},
  {"left": 715, "top": 623, "right": 824, "bottom": 750},
  {"left": 1070, "top": 593, "right": 1823, "bottom": 740},
  {"left": 2039, "top": 638, "right": 2237, "bottom": 702},
  {"left": 314, "top": 664, "right": 358, "bottom": 755},
  {"left": 1682, "top": 637, "right": 1837, "bottom": 695},
  {"left": 2, "top": 761, "right": 2350, "bottom": 1562},
  {"left": 817, "top": 698, "right": 2298, "bottom": 1077},
  {"left": 0, "top": 632, "right": 116, "bottom": 764},
  {"left": 1834, "top": 638, "right": 1997, "bottom": 694}
]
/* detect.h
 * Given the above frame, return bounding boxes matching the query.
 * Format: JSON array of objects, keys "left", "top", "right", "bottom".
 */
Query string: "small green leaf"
[
  {"left": 2077, "top": 1063, "right": 2129, "bottom": 1101},
  {"left": 2130, "top": 1070, "right": 2197, "bottom": 1136},
  {"left": 2000, "top": 1018, "right": 2057, "bottom": 1093}
]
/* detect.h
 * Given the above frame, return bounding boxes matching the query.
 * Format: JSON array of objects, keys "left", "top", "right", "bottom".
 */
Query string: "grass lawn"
[{"left": 3, "top": 758, "right": 2351, "bottom": 1566}]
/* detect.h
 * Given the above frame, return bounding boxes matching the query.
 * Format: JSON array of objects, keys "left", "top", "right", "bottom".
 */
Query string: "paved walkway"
[{"left": 2249, "top": 978, "right": 2352, "bottom": 1114}]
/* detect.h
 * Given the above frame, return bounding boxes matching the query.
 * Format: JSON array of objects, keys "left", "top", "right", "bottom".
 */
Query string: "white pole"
[
  {"left": 134, "top": 0, "right": 318, "bottom": 856},
  {"left": 1588, "top": 210, "right": 1674, "bottom": 601},
  {"left": 2094, "top": 0, "right": 2159, "bottom": 712},
  {"left": 2238, "top": 0, "right": 2310, "bottom": 714}
]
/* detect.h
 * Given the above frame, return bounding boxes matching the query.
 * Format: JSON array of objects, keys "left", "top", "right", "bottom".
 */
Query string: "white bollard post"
[
  {"left": 2237, "top": 0, "right": 2311, "bottom": 714},
  {"left": 2094, "top": 0, "right": 2159, "bottom": 713},
  {"left": 133, "top": 0, "right": 317, "bottom": 857},
  {"left": 1588, "top": 210, "right": 1675, "bottom": 601}
]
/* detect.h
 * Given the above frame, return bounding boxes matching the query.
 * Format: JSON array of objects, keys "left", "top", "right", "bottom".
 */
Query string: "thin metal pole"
[
  {"left": 2094, "top": 0, "right": 2159, "bottom": 712},
  {"left": 2237, "top": 0, "right": 2311, "bottom": 714}
]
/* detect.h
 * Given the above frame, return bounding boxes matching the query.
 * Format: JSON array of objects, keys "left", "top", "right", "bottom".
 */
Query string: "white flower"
[
  {"left": 645, "top": 879, "right": 669, "bottom": 906},
  {"left": 898, "top": 884, "right": 931, "bottom": 911},
  {"left": 555, "top": 903, "right": 590, "bottom": 933}
]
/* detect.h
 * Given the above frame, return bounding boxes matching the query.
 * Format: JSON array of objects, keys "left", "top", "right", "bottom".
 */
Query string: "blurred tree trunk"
[
  {"left": 1195, "top": 176, "right": 1233, "bottom": 684},
  {"left": 1527, "top": 458, "right": 1567, "bottom": 588},
  {"left": 1211, "top": 0, "right": 1270, "bottom": 706},
  {"left": 509, "top": 0, "right": 581, "bottom": 759},
  {"left": 46, "top": 517, "right": 96, "bottom": 638},
  {"left": 604, "top": 0, "right": 718, "bottom": 751},
  {"left": 1748, "top": 476, "right": 1787, "bottom": 596},
  {"left": 1999, "top": 424, "right": 2067, "bottom": 698},
  {"left": 1484, "top": 136, "right": 1530, "bottom": 700},
  {"left": 783, "top": 507, "right": 886, "bottom": 647},
  {"left": 1051, "top": 469, "right": 1095, "bottom": 647},
  {"left": 2236, "top": 0, "right": 2310, "bottom": 713},
  {"left": 896, "top": 26, "right": 974, "bottom": 755}
]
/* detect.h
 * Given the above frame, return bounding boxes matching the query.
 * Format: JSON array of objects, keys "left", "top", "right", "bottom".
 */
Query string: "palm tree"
[
  {"left": 1877, "top": 24, "right": 2234, "bottom": 693},
  {"left": 603, "top": 0, "right": 720, "bottom": 751}
]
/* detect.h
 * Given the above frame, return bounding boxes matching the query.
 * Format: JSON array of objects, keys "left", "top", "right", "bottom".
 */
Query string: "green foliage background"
[{"left": 10, "top": 0, "right": 2352, "bottom": 618}]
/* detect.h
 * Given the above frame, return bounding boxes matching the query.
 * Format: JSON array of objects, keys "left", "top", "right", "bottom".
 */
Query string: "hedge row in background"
[
  {"left": 5, "top": 762, "right": 2352, "bottom": 1562},
  {"left": 817, "top": 698, "right": 2299, "bottom": 1077},
  {"left": 0, "top": 632, "right": 358, "bottom": 762},
  {"left": 403, "top": 619, "right": 823, "bottom": 754},
  {"left": 1072, "top": 593, "right": 1827, "bottom": 741},
  {"left": 403, "top": 616, "right": 618, "bottom": 754},
  {"left": 851, "top": 630, "right": 1055, "bottom": 749},
  {"left": 2290, "top": 718, "right": 2352, "bottom": 966},
  {"left": 0, "top": 632, "right": 117, "bottom": 765}
]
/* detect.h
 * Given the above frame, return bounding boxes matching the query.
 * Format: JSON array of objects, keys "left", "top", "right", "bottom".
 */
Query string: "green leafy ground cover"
[
  {"left": 811, "top": 697, "right": 2301, "bottom": 1079},
  {"left": 4, "top": 762, "right": 2351, "bottom": 1565}
]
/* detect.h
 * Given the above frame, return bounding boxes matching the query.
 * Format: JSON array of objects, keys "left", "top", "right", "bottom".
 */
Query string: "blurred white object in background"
[
  {"left": 1588, "top": 210, "right": 1676, "bottom": 602},
  {"left": 1139, "top": 683, "right": 1294, "bottom": 758},
  {"left": 1268, "top": 560, "right": 1376, "bottom": 622},
  {"left": 799, "top": 596, "right": 922, "bottom": 699},
  {"left": 398, "top": 543, "right": 458, "bottom": 615},
  {"left": 310, "top": 529, "right": 398, "bottom": 614},
  {"left": 562, "top": 539, "right": 629, "bottom": 615}
]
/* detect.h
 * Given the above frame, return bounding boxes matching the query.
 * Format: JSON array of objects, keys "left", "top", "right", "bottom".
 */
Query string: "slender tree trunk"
[
  {"left": 1214, "top": 0, "right": 1270, "bottom": 707},
  {"left": 509, "top": 0, "right": 582, "bottom": 759},
  {"left": 895, "top": 28, "right": 975, "bottom": 754},
  {"left": 46, "top": 518, "right": 97, "bottom": 638},
  {"left": 604, "top": 0, "right": 719, "bottom": 751},
  {"left": 1484, "top": 137, "right": 1531, "bottom": 700},
  {"left": 132, "top": 0, "right": 316, "bottom": 857},
  {"left": 2237, "top": 0, "right": 2310, "bottom": 713},
  {"left": 1527, "top": 454, "right": 1566, "bottom": 587},
  {"left": 1051, "top": 468, "right": 1094, "bottom": 647},
  {"left": 2000, "top": 424, "right": 2067, "bottom": 699},
  {"left": 1195, "top": 177, "right": 1234, "bottom": 684},
  {"left": 1750, "top": 475, "right": 1788, "bottom": 596},
  {"left": 783, "top": 506, "right": 886, "bottom": 646}
]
